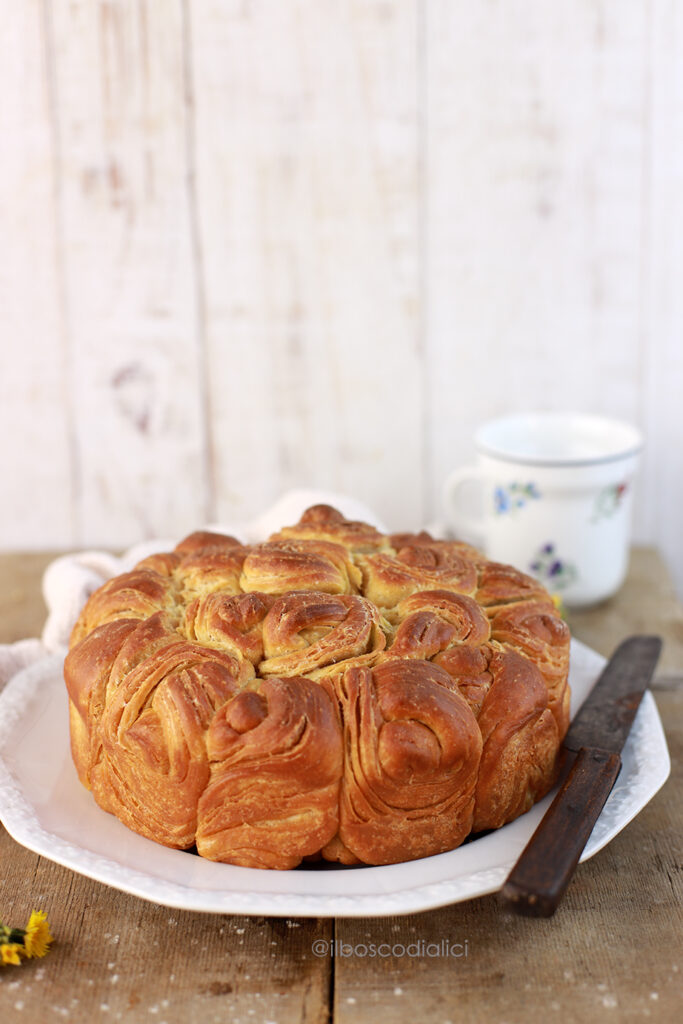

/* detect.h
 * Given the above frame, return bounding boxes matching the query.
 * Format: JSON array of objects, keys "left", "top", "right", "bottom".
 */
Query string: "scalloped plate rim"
[{"left": 0, "top": 639, "right": 670, "bottom": 917}]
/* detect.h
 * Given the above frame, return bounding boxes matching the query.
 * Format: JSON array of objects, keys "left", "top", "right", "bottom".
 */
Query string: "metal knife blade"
[
  {"left": 563, "top": 634, "right": 662, "bottom": 755},
  {"left": 501, "top": 634, "right": 662, "bottom": 917}
]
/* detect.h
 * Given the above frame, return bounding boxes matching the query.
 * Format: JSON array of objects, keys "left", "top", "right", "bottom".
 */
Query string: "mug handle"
[{"left": 442, "top": 466, "right": 486, "bottom": 547}]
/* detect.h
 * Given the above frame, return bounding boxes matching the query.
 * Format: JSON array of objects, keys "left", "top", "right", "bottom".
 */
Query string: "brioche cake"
[{"left": 64, "top": 504, "right": 570, "bottom": 869}]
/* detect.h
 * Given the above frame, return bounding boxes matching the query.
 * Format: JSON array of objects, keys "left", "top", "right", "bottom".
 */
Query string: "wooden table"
[{"left": 1, "top": 548, "right": 681, "bottom": 1022}]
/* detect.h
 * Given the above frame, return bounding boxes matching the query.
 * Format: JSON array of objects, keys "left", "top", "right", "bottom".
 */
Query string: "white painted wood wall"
[{"left": 2, "top": 0, "right": 682, "bottom": 598}]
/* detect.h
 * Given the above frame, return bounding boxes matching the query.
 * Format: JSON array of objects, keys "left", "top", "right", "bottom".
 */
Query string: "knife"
[{"left": 501, "top": 634, "right": 662, "bottom": 917}]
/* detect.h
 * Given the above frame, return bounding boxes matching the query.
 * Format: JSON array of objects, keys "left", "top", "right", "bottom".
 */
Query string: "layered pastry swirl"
[{"left": 64, "top": 504, "right": 570, "bottom": 869}]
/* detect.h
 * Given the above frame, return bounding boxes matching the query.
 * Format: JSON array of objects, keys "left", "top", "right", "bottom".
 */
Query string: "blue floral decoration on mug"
[
  {"left": 529, "top": 542, "right": 578, "bottom": 591},
  {"left": 494, "top": 481, "right": 541, "bottom": 515}
]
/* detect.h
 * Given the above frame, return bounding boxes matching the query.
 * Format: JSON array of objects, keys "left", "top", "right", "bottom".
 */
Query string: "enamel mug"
[{"left": 442, "top": 413, "right": 643, "bottom": 608}]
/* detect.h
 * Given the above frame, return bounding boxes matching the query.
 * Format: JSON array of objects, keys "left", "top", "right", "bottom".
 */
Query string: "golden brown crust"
[
  {"left": 259, "top": 591, "right": 387, "bottom": 679},
  {"left": 270, "top": 503, "right": 389, "bottom": 554},
  {"left": 475, "top": 560, "right": 551, "bottom": 609},
  {"left": 328, "top": 661, "right": 482, "bottom": 864},
  {"left": 359, "top": 542, "right": 478, "bottom": 608},
  {"left": 65, "top": 617, "right": 141, "bottom": 788},
  {"left": 196, "top": 675, "right": 343, "bottom": 868},
  {"left": 487, "top": 598, "right": 571, "bottom": 737},
  {"left": 472, "top": 644, "right": 560, "bottom": 831},
  {"left": 389, "top": 589, "right": 491, "bottom": 660},
  {"left": 178, "top": 547, "right": 250, "bottom": 598},
  {"left": 66, "top": 610, "right": 253, "bottom": 850},
  {"left": 64, "top": 504, "right": 571, "bottom": 869},
  {"left": 69, "top": 568, "right": 177, "bottom": 647},
  {"left": 240, "top": 540, "right": 362, "bottom": 596},
  {"left": 175, "top": 530, "right": 244, "bottom": 555},
  {"left": 184, "top": 591, "right": 272, "bottom": 664}
]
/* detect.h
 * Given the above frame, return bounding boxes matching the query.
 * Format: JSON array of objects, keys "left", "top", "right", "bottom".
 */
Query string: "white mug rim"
[{"left": 474, "top": 413, "right": 643, "bottom": 468}]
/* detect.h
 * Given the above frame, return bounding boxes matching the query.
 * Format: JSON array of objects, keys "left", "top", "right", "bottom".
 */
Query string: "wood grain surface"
[
  {"left": 1, "top": 1, "right": 683, "bottom": 600},
  {"left": 0, "top": 546, "right": 681, "bottom": 1021}
]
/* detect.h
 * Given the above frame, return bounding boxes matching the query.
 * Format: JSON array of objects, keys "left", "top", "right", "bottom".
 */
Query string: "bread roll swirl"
[
  {"left": 240, "top": 540, "right": 361, "bottom": 595},
  {"left": 389, "top": 589, "right": 490, "bottom": 660},
  {"left": 327, "top": 660, "right": 482, "bottom": 864},
  {"left": 69, "top": 568, "right": 178, "bottom": 647},
  {"left": 68, "top": 610, "right": 251, "bottom": 849},
  {"left": 487, "top": 598, "right": 571, "bottom": 735},
  {"left": 196, "top": 675, "right": 343, "bottom": 868},
  {"left": 259, "top": 591, "right": 387, "bottom": 678},
  {"left": 360, "top": 542, "right": 478, "bottom": 608},
  {"left": 184, "top": 591, "right": 271, "bottom": 665},
  {"left": 269, "top": 503, "right": 389, "bottom": 554},
  {"left": 473, "top": 644, "right": 560, "bottom": 831}
]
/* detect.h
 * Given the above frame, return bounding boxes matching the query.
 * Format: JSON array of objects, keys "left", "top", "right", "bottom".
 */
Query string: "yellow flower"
[
  {"left": 1, "top": 942, "right": 24, "bottom": 966},
  {"left": 23, "top": 911, "right": 53, "bottom": 959}
]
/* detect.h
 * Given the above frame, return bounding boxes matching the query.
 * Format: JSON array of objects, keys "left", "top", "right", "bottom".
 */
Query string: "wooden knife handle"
[{"left": 501, "top": 746, "right": 622, "bottom": 917}]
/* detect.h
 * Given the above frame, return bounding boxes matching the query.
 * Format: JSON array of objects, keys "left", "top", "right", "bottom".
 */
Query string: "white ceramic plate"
[{"left": 0, "top": 640, "right": 670, "bottom": 917}]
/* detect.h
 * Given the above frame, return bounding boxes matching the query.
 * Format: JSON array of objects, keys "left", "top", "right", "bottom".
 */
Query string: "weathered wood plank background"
[{"left": 1, "top": 0, "right": 682, "bottom": 597}]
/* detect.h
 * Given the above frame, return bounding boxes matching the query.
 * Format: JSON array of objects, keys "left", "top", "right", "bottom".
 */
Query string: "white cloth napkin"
[{"left": 0, "top": 489, "right": 388, "bottom": 691}]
